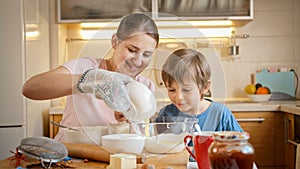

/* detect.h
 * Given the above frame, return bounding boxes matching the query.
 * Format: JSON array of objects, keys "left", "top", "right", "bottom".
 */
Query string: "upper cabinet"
[
  {"left": 57, "top": 0, "right": 253, "bottom": 23},
  {"left": 58, "top": 0, "right": 152, "bottom": 23},
  {"left": 156, "top": 0, "right": 253, "bottom": 20}
]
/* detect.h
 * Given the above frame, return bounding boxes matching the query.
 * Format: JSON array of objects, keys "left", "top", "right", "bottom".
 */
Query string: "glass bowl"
[{"left": 131, "top": 116, "right": 198, "bottom": 154}]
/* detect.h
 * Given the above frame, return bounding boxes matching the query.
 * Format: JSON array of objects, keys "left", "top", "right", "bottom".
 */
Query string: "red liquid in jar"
[
  {"left": 208, "top": 132, "right": 255, "bottom": 169},
  {"left": 209, "top": 150, "right": 254, "bottom": 169}
]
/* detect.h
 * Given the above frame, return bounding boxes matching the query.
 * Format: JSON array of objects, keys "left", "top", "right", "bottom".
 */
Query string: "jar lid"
[{"left": 212, "top": 131, "right": 250, "bottom": 141}]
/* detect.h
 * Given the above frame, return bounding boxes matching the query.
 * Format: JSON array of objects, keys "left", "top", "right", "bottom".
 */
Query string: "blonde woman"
[{"left": 22, "top": 13, "right": 159, "bottom": 141}]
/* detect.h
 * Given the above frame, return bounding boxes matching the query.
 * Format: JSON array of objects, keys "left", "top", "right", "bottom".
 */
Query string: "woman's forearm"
[{"left": 22, "top": 67, "right": 81, "bottom": 100}]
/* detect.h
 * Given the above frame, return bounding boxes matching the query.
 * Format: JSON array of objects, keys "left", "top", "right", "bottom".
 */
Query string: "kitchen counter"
[
  {"left": 225, "top": 101, "right": 281, "bottom": 112},
  {"left": 0, "top": 150, "right": 189, "bottom": 169},
  {"left": 49, "top": 99, "right": 300, "bottom": 115},
  {"left": 0, "top": 158, "right": 108, "bottom": 169},
  {"left": 224, "top": 99, "right": 300, "bottom": 115},
  {"left": 280, "top": 103, "right": 300, "bottom": 115}
]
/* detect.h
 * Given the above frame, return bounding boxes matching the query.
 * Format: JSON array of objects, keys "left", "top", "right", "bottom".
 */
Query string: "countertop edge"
[
  {"left": 280, "top": 104, "right": 300, "bottom": 116},
  {"left": 226, "top": 103, "right": 281, "bottom": 112},
  {"left": 49, "top": 101, "right": 300, "bottom": 116}
]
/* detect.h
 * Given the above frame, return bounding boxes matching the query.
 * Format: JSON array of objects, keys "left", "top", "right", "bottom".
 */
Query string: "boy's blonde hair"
[{"left": 162, "top": 48, "right": 211, "bottom": 91}]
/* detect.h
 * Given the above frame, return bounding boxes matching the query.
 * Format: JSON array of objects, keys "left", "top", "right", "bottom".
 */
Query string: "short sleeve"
[{"left": 62, "top": 57, "right": 101, "bottom": 74}]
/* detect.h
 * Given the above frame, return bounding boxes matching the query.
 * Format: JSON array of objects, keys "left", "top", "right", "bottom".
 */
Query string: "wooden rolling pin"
[{"left": 63, "top": 143, "right": 146, "bottom": 164}]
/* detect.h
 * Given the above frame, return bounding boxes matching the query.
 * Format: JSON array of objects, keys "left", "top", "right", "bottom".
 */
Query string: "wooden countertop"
[
  {"left": 0, "top": 158, "right": 109, "bottom": 169},
  {"left": 0, "top": 151, "right": 189, "bottom": 169}
]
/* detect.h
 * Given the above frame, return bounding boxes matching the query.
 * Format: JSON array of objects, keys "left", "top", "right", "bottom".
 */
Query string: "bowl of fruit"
[{"left": 244, "top": 83, "right": 272, "bottom": 102}]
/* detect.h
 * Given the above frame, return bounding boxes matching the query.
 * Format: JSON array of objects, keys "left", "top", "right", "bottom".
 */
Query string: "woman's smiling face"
[{"left": 112, "top": 33, "right": 157, "bottom": 78}]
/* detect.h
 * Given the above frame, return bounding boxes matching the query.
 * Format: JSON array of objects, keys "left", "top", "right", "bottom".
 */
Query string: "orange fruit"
[
  {"left": 256, "top": 87, "right": 270, "bottom": 94},
  {"left": 265, "top": 87, "right": 271, "bottom": 94}
]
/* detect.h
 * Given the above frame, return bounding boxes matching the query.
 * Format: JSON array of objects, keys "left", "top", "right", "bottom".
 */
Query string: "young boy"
[{"left": 157, "top": 48, "right": 242, "bottom": 132}]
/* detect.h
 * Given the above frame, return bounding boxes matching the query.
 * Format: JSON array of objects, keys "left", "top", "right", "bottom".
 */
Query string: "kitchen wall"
[
  {"left": 25, "top": 0, "right": 51, "bottom": 137},
  {"left": 23, "top": 0, "right": 300, "bottom": 137},
  {"left": 53, "top": 0, "right": 300, "bottom": 100},
  {"left": 227, "top": 0, "right": 300, "bottom": 99}
]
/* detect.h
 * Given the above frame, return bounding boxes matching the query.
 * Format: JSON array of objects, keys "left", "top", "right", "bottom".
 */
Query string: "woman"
[{"left": 22, "top": 13, "right": 159, "bottom": 141}]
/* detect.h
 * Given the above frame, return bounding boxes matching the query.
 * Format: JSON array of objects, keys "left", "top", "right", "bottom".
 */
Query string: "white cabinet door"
[
  {"left": 0, "top": 0, "right": 26, "bottom": 126},
  {"left": 0, "top": 0, "right": 26, "bottom": 160},
  {"left": 0, "top": 127, "right": 26, "bottom": 160}
]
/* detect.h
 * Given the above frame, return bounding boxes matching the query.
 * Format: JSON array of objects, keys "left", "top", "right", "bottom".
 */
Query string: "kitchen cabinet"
[
  {"left": 157, "top": 0, "right": 253, "bottom": 20},
  {"left": 57, "top": 0, "right": 253, "bottom": 23},
  {"left": 285, "top": 113, "right": 296, "bottom": 169},
  {"left": 232, "top": 111, "right": 285, "bottom": 169},
  {"left": 58, "top": 0, "right": 151, "bottom": 23}
]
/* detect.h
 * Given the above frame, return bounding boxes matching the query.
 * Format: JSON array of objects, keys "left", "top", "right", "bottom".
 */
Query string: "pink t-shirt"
[{"left": 54, "top": 57, "right": 155, "bottom": 141}]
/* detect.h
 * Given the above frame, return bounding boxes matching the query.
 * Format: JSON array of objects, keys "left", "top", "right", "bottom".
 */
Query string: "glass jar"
[{"left": 208, "top": 131, "right": 255, "bottom": 169}]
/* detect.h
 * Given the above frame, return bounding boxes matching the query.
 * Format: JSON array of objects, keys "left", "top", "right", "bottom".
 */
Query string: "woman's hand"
[
  {"left": 114, "top": 111, "right": 130, "bottom": 123},
  {"left": 77, "top": 69, "right": 133, "bottom": 112}
]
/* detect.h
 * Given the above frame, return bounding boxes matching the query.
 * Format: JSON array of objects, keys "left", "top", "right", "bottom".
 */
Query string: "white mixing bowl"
[{"left": 101, "top": 134, "right": 145, "bottom": 154}]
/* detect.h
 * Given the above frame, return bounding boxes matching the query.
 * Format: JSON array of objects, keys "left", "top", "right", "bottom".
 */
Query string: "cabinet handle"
[
  {"left": 236, "top": 118, "right": 265, "bottom": 122},
  {"left": 284, "top": 116, "right": 294, "bottom": 143},
  {"left": 287, "top": 139, "right": 299, "bottom": 146}
]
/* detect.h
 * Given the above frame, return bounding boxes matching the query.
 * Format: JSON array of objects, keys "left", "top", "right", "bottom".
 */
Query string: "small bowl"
[
  {"left": 101, "top": 134, "right": 145, "bottom": 154},
  {"left": 63, "top": 126, "right": 108, "bottom": 145},
  {"left": 131, "top": 116, "right": 198, "bottom": 154},
  {"left": 247, "top": 94, "right": 272, "bottom": 102}
]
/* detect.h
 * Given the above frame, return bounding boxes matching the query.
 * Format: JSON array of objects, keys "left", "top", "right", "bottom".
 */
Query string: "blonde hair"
[{"left": 162, "top": 48, "right": 211, "bottom": 90}]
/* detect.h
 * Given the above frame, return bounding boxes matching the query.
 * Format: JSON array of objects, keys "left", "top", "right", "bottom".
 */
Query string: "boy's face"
[{"left": 166, "top": 80, "right": 202, "bottom": 115}]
